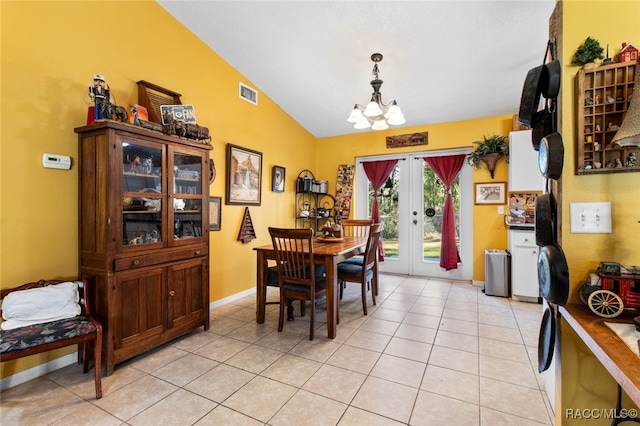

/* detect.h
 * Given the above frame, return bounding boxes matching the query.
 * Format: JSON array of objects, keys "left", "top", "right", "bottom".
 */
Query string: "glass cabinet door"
[
  {"left": 122, "top": 142, "right": 163, "bottom": 247},
  {"left": 172, "top": 151, "right": 204, "bottom": 241}
]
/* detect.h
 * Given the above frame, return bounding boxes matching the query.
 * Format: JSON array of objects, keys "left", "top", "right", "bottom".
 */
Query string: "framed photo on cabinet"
[
  {"left": 272, "top": 165, "right": 285, "bottom": 192},
  {"left": 209, "top": 196, "right": 222, "bottom": 231},
  {"left": 474, "top": 182, "right": 506, "bottom": 205},
  {"left": 225, "top": 144, "right": 262, "bottom": 205}
]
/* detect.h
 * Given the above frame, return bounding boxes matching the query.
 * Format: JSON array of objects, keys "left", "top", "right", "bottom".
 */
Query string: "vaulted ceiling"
[{"left": 159, "top": 1, "right": 556, "bottom": 138}]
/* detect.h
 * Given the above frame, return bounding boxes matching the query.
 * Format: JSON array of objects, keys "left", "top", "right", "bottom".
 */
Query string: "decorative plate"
[
  {"left": 316, "top": 236, "right": 344, "bottom": 243},
  {"left": 209, "top": 159, "right": 216, "bottom": 183}
]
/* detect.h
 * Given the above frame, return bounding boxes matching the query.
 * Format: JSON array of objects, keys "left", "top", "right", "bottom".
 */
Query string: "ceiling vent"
[{"left": 239, "top": 82, "right": 258, "bottom": 105}]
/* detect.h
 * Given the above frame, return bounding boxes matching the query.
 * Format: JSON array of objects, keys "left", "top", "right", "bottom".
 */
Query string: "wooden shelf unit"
[
  {"left": 576, "top": 61, "right": 639, "bottom": 174},
  {"left": 295, "top": 170, "right": 335, "bottom": 234}
]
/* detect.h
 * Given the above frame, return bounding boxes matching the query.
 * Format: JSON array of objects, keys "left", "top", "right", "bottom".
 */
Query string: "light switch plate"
[{"left": 570, "top": 202, "right": 612, "bottom": 233}]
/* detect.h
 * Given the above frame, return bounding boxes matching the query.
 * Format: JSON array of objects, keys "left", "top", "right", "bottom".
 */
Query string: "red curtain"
[
  {"left": 362, "top": 159, "right": 398, "bottom": 261},
  {"left": 423, "top": 154, "right": 466, "bottom": 271}
]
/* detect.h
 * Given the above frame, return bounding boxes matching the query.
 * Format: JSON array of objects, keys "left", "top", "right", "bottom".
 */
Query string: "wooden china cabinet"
[{"left": 75, "top": 121, "right": 212, "bottom": 375}]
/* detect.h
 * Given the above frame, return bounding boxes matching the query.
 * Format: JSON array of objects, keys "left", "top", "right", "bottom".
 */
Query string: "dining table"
[{"left": 254, "top": 235, "right": 368, "bottom": 339}]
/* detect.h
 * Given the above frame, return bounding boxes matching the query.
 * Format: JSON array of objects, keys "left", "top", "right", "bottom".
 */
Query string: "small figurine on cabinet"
[
  {"left": 585, "top": 97, "right": 594, "bottom": 106},
  {"left": 595, "top": 124, "right": 601, "bottom": 132},
  {"left": 595, "top": 94, "right": 602, "bottom": 104},
  {"left": 129, "top": 155, "right": 141, "bottom": 172},
  {"left": 608, "top": 122, "right": 619, "bottom": 131},
  {"left": 606, "top": 95, "right": 615, "bottom": 104},
  {"left": 88, "top": 74, "right": 110, "bottom": 121},
  {"left": 627, "top": 152, "right": 637, "bottom": 167},
  {"left": 130, "top": 105, "right": 141, "bottom": 125},
  {"left": 615, "top": 158, "right": 623, "bottom": 168},
  {"left": 606, "top": 160, "right": 615, "bottom": 168},
  {"left": 616, "top": 42, "right": 638, "bottom": 63},
  {"left": 128, "top": 236, "right": 144, "bottom": 245}
]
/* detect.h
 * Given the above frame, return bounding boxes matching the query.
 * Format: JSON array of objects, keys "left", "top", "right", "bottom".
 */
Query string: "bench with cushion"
[{"left": 0, "top": 279, "right": 102, "bottom": 399}]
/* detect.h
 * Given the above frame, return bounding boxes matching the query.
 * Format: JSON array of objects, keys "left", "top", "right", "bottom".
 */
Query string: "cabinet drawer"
[
  {"left": 510, "top": 230, "right": 536, "bottom": 247},
  {"left": 115, "top": 246, "right": 207, "bottom": 271}
]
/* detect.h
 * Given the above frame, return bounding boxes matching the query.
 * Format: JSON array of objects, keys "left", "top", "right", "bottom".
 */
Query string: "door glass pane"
[
  {"left": 174, "top": 199, "right": 203, "bottom": 239},
  {"left": 173, "top": 153, "right": 203, "bottom": 240},
  {"left": 422, "top": 163, "right": 461, "bottom": 260},
  {"left": 174, "top": 154, "right": 202, "bottom": 195},
  {"left": 368, "top": 165, "right": 400, "bottom": 258},
  {"left": 123, "top": 206, "right": 162, "bottom": 246},
  {"left": 122, "top": 144, "right": 162, "bottom": 192},
  {"left": 122, "top": 143, "right": 162, "bottom": 246}
]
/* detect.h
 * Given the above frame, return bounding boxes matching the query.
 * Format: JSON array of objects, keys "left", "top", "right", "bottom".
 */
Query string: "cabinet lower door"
[
  {"left": 512, "top": 245, "right": 540, "bottom": 298},
  {"left": 115, "top": 268, "right": 165, "bottom": 351},
  {"left": 167, "top": 258, "right": 209, "bottom": 331}
]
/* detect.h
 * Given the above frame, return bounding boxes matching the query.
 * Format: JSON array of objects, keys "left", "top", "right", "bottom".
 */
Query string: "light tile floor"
[{"left": 1, "top": 274, "right": 554, "bottom": 425}]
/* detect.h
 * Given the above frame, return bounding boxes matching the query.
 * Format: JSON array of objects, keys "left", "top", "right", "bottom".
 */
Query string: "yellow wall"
[
  {"left": 559, "top": 0, "right": 640, "bottom": 423},
  {"left": 561, "top": 0, "right": 640, "bottom": 297},
  {"left": 316, "top": 116, "right": 514, "bottom": 282},
  {"left": 0, "top": 0, "right": 315, "bottom": 377},
  {"left": 4, "top": 3, "right": 639, "bottom": 409},
  {"left": 1, "top": 1, "right": 518, "bottom": 380}
]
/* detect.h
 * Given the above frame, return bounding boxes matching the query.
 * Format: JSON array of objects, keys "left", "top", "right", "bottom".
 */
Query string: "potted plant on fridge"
[{"left": 466, "top": 134, "right": 509, "bottom": 179}]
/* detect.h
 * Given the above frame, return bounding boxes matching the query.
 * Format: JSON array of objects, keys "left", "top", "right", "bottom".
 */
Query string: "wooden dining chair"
[
  {"left": 337, "top": 223, "right": 382, "bottom": 315},
  {"left": 341, "top": 219, "right": 374, "bottom": 255},
  {"left": 268, "top": 227, "right": 326, "bottom": 340},
  {"left": 265, "top": 263, "right": 307, "bottom": 317},
  {"left": 338, "top": 219, "right": 374, "bottom": 299}
]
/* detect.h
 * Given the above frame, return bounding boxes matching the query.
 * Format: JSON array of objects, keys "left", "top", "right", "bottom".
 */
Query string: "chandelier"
[{"left": 347, "top": 53, "right": 405, "bottom": 131}]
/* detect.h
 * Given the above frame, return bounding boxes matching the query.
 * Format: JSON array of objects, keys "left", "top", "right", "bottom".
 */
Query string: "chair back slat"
[{"left": 341, "top": 219, "right": 374, "bottom": 238}]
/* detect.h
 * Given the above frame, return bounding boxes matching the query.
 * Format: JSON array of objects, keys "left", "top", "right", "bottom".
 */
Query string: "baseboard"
[
  {"left": 0, "top": 353, "right": 76, "bottom": 392},
  {"left": 472, "top": 280, "right": 484, "bottom": 288},
  {"left": 209, "top": 286, "right": 255, "bottom": 309}
]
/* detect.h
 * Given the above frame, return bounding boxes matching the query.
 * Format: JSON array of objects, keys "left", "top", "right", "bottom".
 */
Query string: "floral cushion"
[{"left": 0, "top": 316, "right": 97, "bottom": 355}]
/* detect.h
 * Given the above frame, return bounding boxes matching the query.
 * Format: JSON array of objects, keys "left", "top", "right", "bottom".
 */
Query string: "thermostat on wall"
[{"left": 42, "top": 153, "right": 71, "bottom": 170}]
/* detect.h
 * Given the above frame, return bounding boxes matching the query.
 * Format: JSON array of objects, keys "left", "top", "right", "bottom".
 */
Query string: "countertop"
[
  {"left": 560, "top": 303, "right": 640, "bottom": 406},
  {"left": 504, "top": 216, "right": 535, "bottom": 231}
]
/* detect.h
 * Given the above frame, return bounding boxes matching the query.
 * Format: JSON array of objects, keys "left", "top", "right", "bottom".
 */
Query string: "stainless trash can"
[{"left": 484, "top": 249, "right": 511, "bottom": 297}]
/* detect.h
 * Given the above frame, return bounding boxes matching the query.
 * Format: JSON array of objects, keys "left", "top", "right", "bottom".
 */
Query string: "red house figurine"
[{"left": 616, "top": 42, "right": 638, "bottom": 63}]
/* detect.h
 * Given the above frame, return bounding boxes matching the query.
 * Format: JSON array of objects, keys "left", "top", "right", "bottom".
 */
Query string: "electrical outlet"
[{"left": 497, "top": 206, "right": 504, "bottom": 214}]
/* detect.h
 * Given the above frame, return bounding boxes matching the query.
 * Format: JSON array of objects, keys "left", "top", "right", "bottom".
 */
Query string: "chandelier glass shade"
[{"left": 348, "top": 53, "right": 405, "bottom": 130}]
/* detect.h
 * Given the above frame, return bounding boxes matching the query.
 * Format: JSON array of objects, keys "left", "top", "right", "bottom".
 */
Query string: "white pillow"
[{"left": 1, "top": 281, "right": 81, "bottom": 330}]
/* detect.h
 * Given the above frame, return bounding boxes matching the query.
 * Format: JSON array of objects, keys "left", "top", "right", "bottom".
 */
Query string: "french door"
[{"left": 355, "top": 149, "right": 472, "bottom": 280}]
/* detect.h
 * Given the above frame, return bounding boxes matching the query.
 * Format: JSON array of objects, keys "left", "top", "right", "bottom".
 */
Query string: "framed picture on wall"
[
  {"left": 225, "top": 144, "right": 262, "bottom": 205},
  {"left": 209, "top": 196, "right": 222, "bottom": 231},
  {"left": 272, "top": 165, "right": 285, "bottom": 192},
  {"left": 474, "top": 182, "right": 506, "bottom": 205}
]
